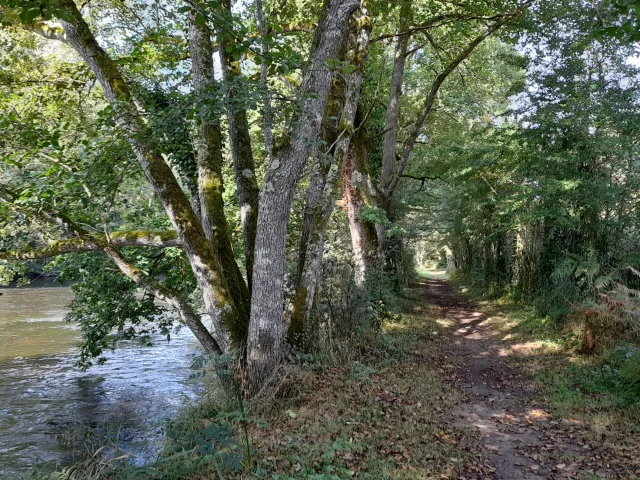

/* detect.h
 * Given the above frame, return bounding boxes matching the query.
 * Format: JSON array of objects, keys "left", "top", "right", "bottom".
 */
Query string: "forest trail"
[{"left": 423, "top": 275, "right": 594, "bottom": 480}]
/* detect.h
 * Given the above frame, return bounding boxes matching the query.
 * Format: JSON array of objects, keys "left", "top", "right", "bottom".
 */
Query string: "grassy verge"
[
  {"left": 448, "top": 273, "right": 640, "bottom": 452},
  {"left": 245, "top": 287, "right": 475, "bottom": 479}
]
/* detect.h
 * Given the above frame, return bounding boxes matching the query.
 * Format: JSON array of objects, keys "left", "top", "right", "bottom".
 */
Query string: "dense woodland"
[{"left": 1, "top": 0, "right": 640, "bottom": 464}]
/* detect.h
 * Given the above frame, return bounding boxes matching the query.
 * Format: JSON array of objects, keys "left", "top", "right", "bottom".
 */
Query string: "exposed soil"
[{"left": 423, "top": 276, "right": 635, "bottom": 480}]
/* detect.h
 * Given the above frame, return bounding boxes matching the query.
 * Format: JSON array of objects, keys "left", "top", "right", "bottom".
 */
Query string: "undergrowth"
[{"left": 245, "top": 283, "right": 477, "bottom": 479}]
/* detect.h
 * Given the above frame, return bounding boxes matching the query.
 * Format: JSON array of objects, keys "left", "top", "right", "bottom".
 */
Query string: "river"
[{"left": 0, "top": 280, "right": 207, "bottom": 478}]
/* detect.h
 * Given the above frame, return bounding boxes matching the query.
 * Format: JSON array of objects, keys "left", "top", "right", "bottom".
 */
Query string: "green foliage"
[
  {"left": 55, "top": 248, "right": 196, "bottom": 368},
  {"left": 598, "top": 0, "right": 640, "bottom": 42},
  {"left": 358, "top": 206, "right": 390, "bottom": 228},
  {"left": 428, "top": 0, "right": 640, "bottom": 334},
  {"left": 162, "top": 421, "right": 244, "bottom": 475}
]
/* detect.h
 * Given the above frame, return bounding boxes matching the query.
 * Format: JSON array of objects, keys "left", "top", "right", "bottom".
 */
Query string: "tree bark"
[
  {"left": 218, "top": 0, "right": 261, "bottom": 293},
  {"left": 343, "top": 129, "right": 380, "bottom": 285},
  {"left": 246, "top": 0, "right": 360, "bottom": 396},
  {"left": 256, "top": 0, "right": 275, "bottom": 165},
  {"left": 379, "top": 0, "right": 411, "bottom": 195},
  {"left": 295, "top": 72, "right": 347, "bottom": 290},
  {"left": 188, "top": 10, "right": 251, "bottom": 344},
  {"left": 0, "top": 230, "right": 180, "bottom": 260},
  {"left": 295, "top": 148, "right": 333, "bottom": 289}
]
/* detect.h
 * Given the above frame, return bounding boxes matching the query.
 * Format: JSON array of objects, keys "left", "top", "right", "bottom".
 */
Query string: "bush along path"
[{"left": 424, "top": 273, "right": 639, "bottom": 480}]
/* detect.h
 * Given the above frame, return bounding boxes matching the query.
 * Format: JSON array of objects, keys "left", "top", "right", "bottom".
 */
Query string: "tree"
[
  {"left": 0, "top": 0, "right": 360, "bottom": 395},
  {"left": 440, "top": 0, "right": 640, "bottom": 312},
  {"left": 340, "top": 0, "right": 535, "bottom": 286}
]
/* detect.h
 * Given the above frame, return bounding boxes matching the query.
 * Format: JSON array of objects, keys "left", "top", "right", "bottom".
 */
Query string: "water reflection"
[{"left": 0, "top": 282, "right": 206, "bottom": 477}]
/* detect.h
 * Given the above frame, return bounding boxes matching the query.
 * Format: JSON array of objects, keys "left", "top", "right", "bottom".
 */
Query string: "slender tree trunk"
[
  {"left": 246, "top": 0, "right": 360, "bottom": 396},
  {"left": 56, "top": 0, "right": 243, "bottom": 349},
  {"left": 343, "top": 130, "right": 379, "bottom": 285},
  {"left": 256, "top": 0, "right": 275, "bottom": 165},
  {"left": 379, "top": 0, "right": 411, "bottom": 195},
  {"left": 372, "top": 11, "right": 517, "bottom": 283},
  {"left": 290, "top": 2, "right": 373, "bottom": 340},
  {"left": 295, "top": 73, "right": 347, "bottom": 289},
  {"left": 218, "top": 0, "right": 261, "bottom": 294},
  {"left": 384, "top": 10, "right": 528, "bottom": 197},
  {"left": 295, "top": 148, "right": 333, "bottom": 289},
  {"left": 188, "top": 9, "right": 251, "bottom": 347}
]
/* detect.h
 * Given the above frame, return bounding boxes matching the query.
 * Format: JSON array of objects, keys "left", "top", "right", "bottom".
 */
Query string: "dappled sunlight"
[
  {"left": 383, "top": 322, "right": 414, "bottom": 332},
  {"left": 436, "top": 318, "right": 455, "bottom": 327},
  {"left": 499, "top": 341, "right": 562, "bottom": 357},
  {"left": 526, "top": 409, "right": 552, "bottom": 420},
  {"left": 589, "top": 413, "right": 619, "bottom": 435},
  {"left": 422, "top": 275, "right": 640, "bottom": 477}
]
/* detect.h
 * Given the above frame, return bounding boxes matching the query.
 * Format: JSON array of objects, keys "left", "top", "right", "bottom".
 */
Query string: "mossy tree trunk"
[
  {"left": 188, "top": 7, "right": 251, "bottom": 346},
  {"left": 54, "top": 0, "right": 245, "bottom": 349},
  {"left": 343, "top": 126, "right": 382, "bottom": 286},
  {"left": 246, "top": 0, "right": 360, "bottom": 396},
  {"left": 346, "top": 7, "right": 522, "bottom": 287},
  {"left": 218, "top": 0, "right": 261, "bottom": 294}
]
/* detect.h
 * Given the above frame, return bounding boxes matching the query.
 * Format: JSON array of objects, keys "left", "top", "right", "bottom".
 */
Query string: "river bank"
[{"left": 19, "top": 273, "right": 640, "bottom": 479}]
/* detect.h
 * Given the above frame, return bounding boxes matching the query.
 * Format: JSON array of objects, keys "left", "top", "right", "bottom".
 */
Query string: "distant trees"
[{"left": 433, "top": 1, "right": 640, "bottom": 343}]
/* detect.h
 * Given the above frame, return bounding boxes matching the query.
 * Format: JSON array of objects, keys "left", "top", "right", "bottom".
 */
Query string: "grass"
[
  {"left": 26, "top": 279, "right": 486, "bottom": 480},
  {"left": 246, "top": 284, "right": 480, "bottom": 479}
]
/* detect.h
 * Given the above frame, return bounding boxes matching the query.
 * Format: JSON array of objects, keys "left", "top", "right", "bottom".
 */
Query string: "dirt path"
[{"left": 423, "top": 276, "right": 595, "bottom": 480}]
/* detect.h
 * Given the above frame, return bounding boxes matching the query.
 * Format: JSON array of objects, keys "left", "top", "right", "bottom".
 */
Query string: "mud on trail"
[{"left": 423, "top": 275, "right": 635, "bottom": 480}]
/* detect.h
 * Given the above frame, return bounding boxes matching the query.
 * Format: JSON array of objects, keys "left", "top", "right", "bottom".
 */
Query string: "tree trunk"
[
  {"left": 295, "top": 71, "right": 347, "bottom": 290},
  {"left": 290, "top": 3, "right": 373, "bottom": 340},
  {"left": 584, "top": 310, "right": 597, "bottom": 354},
  {"left": 296, "top": 148, "right": 333, "bottom": 289},
  {"left": 256, "top": 0, "right": 275, "bottom": 165},
  {"left": 379, "top": 0, "right": 411, "bottom": 195},
  {"left": 188, "top": 9, "right": 251, "bottom": 347},
  {"left": 246, "top": 0, "right": 360, "bottom": 396},
  {"left": 219, "top": 0, "right": 261, "bottom": 293}
]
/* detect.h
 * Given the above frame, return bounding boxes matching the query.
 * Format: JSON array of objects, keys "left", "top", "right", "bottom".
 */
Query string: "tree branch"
[
  {"left": 103, "top": 246, "right": 223, "bottom": 355},
  {"left": 0, "top": 190, "right": 223, "bottom": 354},
  {"left": 385, "top": 0, "right": 536, "bottom": 196},
  {"left": 371, "top": 13, "right": 510, "bottom": 43},
  {"left": 401, "top": 173, "right": 441, "bottom": 181},
  {"left": 0, "top": 230, "right": 181, "bottom": 261},
  {"left": 21, "top": 21, "right": 70, "bottom": 43}
]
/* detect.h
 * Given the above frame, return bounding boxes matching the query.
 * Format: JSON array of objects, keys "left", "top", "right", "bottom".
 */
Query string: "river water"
[{"left": 0, "top": 281, "right": 207, "bottom": 478}]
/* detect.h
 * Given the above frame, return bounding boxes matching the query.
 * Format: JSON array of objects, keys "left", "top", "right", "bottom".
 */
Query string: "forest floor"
[{"left": 251, "top": 272, "right": 640, "bottom": 480}]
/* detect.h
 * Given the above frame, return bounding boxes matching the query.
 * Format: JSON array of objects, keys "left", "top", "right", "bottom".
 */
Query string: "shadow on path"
[{"left": 422, "top": 276, "right": 592, "bottom": 480}]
